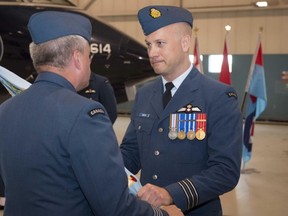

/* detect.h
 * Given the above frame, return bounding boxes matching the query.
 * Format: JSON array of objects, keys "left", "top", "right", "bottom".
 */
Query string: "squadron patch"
[
  {"left": 88, "top": 108, "right": 105, "bottom": 117},
  {"left": 227, "top": 92, "right": 238, "bottom": 99}
]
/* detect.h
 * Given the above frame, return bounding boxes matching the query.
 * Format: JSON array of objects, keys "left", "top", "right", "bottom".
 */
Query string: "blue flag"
[{"left": 243, "top": 39, "right": 267, "bottom": 164}]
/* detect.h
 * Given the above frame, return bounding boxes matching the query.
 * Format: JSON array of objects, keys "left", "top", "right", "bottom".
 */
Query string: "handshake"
[{"left": 125, "top": 168, "right": 184, "bottom": 216}]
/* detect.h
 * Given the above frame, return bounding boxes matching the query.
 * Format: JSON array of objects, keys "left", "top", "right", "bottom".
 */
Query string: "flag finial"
[
  {"left": 225, "top": 25, "right": 231, "bottom": 32},
  {"left": 259, "top": 26, "right": 263, "bottom": 33},
  {"left": 194, "top": 26, "right": 199, "bottom": 34}
]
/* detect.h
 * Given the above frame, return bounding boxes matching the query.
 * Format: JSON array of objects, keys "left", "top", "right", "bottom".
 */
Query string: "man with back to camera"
[
  {"left": 120, "top": 5, "right": 243, "bottom": 216},
  {"left": 0, "top": 10, "right": 183, "bottom": 216}
]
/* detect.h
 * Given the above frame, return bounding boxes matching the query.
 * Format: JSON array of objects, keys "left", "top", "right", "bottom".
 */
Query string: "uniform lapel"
[{"left": 150, "top": 78, "right": 164, "bottom": 118}]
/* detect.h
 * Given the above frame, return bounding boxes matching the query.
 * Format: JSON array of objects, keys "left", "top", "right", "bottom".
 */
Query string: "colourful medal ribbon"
[
  {"left": 177, "top": 113, "right": 186, "bottom": 140},
  {"left": 187, "top": 113, "right": 191, "bottom": 132},
  {"left": 192, "top": 113, "right": 196, "bottom": 132},
  {"left": 196, "top": 113, "right": 206, "bottom": 140},
  {"left": 187, "top": 113, "right": 196, "bottom": 140},
  {"left": 202, "top": 113, "right": 207, "bottom": 133},
  {"left": 184, "top": 113, "right": 189, "bottom": 134},
  {"left": 168, "top": 114, "right": 178, "bottom": 140},
  {"left": 169, "top": 113, "right": 177, "bottom": 130}
]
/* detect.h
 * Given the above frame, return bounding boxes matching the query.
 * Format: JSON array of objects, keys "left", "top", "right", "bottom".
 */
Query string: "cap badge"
[{"left": 150, "top": 8, "right": 161, "bottom": 18}]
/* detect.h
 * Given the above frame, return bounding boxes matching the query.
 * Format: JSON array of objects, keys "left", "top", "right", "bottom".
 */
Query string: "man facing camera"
[{"left": 120, "top": 5, "right": 242, "bottom": 216}]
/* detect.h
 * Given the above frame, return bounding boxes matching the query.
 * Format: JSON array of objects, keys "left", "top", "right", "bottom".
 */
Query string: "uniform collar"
[
  {"left": 161, "top": 63, "right": 193, "bottom": 95},
  {"left": 34, "top": 72, "right": 76, "bottom": 92}
]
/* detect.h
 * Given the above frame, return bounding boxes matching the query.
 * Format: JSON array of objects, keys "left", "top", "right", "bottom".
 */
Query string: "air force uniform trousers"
[
  {"left": 121, "top": 67, "right": 243, "bottom": 215},
  {"left": 0, "top": 72, "right": 167, "bottom": 216}
]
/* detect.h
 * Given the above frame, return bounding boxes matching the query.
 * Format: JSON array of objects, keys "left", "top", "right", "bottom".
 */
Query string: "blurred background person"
[{"left": 78, "top": 72, "right": 117, "bottom": 124}]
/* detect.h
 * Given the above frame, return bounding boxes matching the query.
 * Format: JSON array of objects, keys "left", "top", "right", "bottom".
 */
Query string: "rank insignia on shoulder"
[
  {"left": 227, "top": 92, "right": 238, "bottom": 99},
  {"left": 177, "top": 104, "right": 201, "bottom": 113},
  {"left": 88, "top": 108, "right": 105, "bottom": 117}
]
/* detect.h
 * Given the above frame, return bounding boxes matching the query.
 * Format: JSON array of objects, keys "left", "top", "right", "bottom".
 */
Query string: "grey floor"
[{"left": 1, "top": 116, "right": 288, "bottom": 216}]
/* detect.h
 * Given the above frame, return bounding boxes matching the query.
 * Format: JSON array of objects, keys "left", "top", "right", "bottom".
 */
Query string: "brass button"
[
  {"left": 152, "top": 175, "right": 158, "bottom": 180},
  {"left": 154, "top": 150, "right": 160, "bottom": 156},
  {"left": 158, "top": 128, "right": 163, "bottom": 133}
]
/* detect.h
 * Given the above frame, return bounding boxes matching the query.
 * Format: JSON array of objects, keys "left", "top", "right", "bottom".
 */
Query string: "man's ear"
[
  {"left": 73, "top": 50, "right": 81, "bottom": 70},
  {"left": 181, "top": 34, "right": 191, "bottom": 52}
]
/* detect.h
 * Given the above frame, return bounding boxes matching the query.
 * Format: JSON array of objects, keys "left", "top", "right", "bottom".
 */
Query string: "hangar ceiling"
[{"left": 1, "top": 0, "right": 288, "bottom": 12}]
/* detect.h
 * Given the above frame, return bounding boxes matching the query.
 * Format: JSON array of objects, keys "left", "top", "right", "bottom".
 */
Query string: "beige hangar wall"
[{"left": 86, "top": 0, "right": 288, "bottom": 55}]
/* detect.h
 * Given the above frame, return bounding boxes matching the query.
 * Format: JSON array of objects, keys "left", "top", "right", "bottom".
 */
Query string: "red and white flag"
[
  {"left": 219, "top": 36, "right": 231, "bottom": 85},
  {"left": 193, "top": 36, "right": 204, "bottom": 74}
]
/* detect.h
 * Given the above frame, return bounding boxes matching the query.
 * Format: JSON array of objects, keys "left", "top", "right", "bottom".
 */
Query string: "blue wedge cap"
[
  {"left": 138, "top": 5, "right": 193, "bottom": 35},
  {"left": 28, "top": 11, "right": 92, "bottom": 44}
]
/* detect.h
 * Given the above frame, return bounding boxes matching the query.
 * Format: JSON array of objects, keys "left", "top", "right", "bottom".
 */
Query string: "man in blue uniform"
[
  {"left": 0, "top": 10, "right": 183, "bottom": 216},
  {"left": 120, "top": 5, "right": 243, "bottom": 216}
]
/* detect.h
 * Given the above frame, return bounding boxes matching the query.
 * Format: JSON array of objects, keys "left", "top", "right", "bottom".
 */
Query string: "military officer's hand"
[
  {"left": 161, "top": 205, "right": 183, "bottom": 216},
  {"left": 137, "top": 183, "right": 173, "bottom": 207}
]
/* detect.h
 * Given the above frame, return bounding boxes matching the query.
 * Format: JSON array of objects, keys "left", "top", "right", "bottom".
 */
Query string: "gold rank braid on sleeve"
[
  {"left": 178, "top": 178, "right": 199, "bottom": 210},
  {"left": 153, "top": 207, "right": 164, "bottom": 216}
]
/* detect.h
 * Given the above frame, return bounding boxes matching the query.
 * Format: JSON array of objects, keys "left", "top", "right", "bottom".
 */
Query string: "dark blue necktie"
[{"left": 163, "top": 82, "right": 174, "bottom": 108}]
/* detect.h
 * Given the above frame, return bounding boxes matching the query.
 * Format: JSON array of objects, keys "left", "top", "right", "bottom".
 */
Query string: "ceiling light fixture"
[{"left": 255, "top": 1, "right": 268, "bottom": 7}]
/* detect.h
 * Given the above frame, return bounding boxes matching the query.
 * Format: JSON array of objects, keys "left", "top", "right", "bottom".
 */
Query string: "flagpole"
[
  {"left": 193, "top": 27, "right": 204, "bottom": 74},
  {"left": 219, "top": 25, "right": 231, "bottom": 85},
  {"left": 224, "top": 25, "right": 231, "bottom": 42},
  {"left": 241, "top": 27, "right": 263, "bottom": 113}
]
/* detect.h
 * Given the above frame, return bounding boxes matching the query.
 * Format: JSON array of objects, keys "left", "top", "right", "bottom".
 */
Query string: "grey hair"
[{"left": 29, "top": 35, "right": 88, "bottom": 71}]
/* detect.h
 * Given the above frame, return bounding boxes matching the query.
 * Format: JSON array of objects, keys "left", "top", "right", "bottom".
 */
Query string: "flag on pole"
[
  {"left": 219, "top": 35, "right": 231, "bottom": 85},
  {"left": 193, "top": 28, "right": 204, "bottom": 73},
  {"left": 242, "top": 31, "right": 267, "bottom": 165}
]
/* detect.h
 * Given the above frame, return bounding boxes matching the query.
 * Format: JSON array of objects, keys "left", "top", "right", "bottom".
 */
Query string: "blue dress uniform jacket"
[
  {"left": 0, "top": 72, "right": 167, "bottom": 216},
  {"left": 120, "top": 67, "right": 243, "bottom": 216}
]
